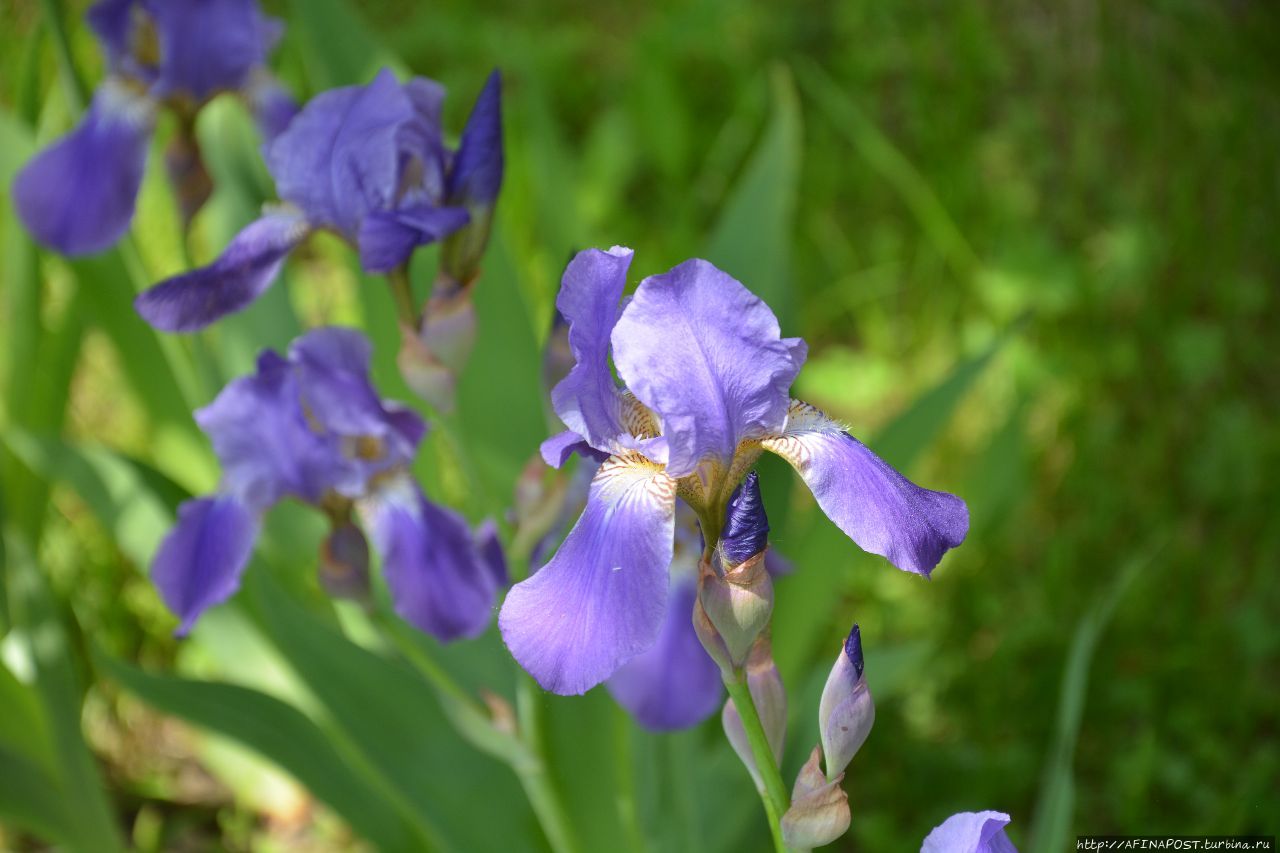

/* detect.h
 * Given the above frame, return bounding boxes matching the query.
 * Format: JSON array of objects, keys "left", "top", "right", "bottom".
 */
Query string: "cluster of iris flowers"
[{"left": 14, "top": 2, "right": 1018, "bottom": 850}]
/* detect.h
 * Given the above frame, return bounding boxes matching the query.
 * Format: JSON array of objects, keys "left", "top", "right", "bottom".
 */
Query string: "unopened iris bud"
[
  {"left": 696, "top": 473, "right": 774, "bottom": 669},
  {"left": 721, "top": 636, "right": 787, "bottom": 791},
  {"left": 818, "top": 624, "right": 875, "bottom": 779},
  {"left": 397, "top": 285, "right": 476, "bottom": 412},
  {"left": 320, "top": 521, "right": 370, "bottom": 601},
  {"left": 781, "top": 745, "right": 852, "bottom": 849},
  {"left": 440, "top": 71, "right": 503, "bottom": 286}
]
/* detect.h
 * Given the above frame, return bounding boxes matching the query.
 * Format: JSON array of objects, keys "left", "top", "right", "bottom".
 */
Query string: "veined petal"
[
  {"left": 606, "top": 577, "right": 722, "bottom": 731},
  {"left": 922, "top": 811, "right": 1018, "bottom": 853},
  {"left": 364, "top": 478, "right": 500, "bottom": 642},
  {"left": 499, "top": 454, "right": 677, "bottom": 695},
  {"left": 549, "top": 247, "right": 634, "bottom": 451},
  {"left": 13, "top": 82, "right": 153, "bottom": 256},
  {"left": 152, "top": 495, "right": 259, "bottom": 634},
  {"left": 267, "top": 69, "right": 417, "bottom": 235},
  {"left": 446, "top": 69, "right": 503, "bottom": 207},
  {"left": 761, "top": 400, "right": 968, "bottom": 576},
  {"left": 134, "top": 209, "right": 309, "bottom": 331},
  {"left": 357, "top": 204, "right": 470, "bottom": 273},
  {"left": 612, "top": 258, "right": 805, "bottom": 478}
]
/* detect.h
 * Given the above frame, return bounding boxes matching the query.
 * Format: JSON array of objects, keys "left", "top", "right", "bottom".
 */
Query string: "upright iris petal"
[
  {"left": 134, "top": 209, "right": 309, "bottom": 331},
  {"left": 761, "top": 400, "right": 968, "bottom": 576},
  {"left": 146, "top": 0, "right": 278, "bottom": 100},
  {"left": 12, "top": 85, "right": 153, "bottom": 256},
  {"left": 611, "top": 258, "right": 806, "bottom": 479},
  {"left": 151, "top": 495, "right": 259, "bottom": 635},
  {"left": 921, "top": 811, "right": 1018, "bottom": 853},
  {"left": 499, "top": 454, "right": 677, "bottom": 695},
  {"left": 365, "top": 479, "right": 500, "bottom": 642},
  {"left": 606, "top": 578, "right": 722, "bottom": 731}
]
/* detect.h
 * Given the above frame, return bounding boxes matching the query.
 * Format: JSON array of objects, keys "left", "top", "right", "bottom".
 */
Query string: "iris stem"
[
  {"left": 515, "top": 673, "right": 583, "bottom": 853},
  {"left": 387, "top": 266, "right": 419, "bottom": 327},
  {"left": 723, "top": 672, "right": 791, "bottom": 853}
]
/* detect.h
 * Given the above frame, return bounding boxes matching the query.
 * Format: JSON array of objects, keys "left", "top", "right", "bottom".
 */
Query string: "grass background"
[{"left": 0, "top": 0, "right": 1277, "bottom": 849}]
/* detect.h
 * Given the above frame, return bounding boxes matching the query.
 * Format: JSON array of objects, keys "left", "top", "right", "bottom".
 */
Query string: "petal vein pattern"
[{"left": 499, "top": 454, "right": 677, "bottom": 695}]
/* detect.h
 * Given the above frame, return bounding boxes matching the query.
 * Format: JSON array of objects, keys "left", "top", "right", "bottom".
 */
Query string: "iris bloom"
[
  {"left": 14, "top": 0, "right": 296, "bottom": 255},
  {"left": 499, "top": 247, "right": 969, "bottom": 695},
  {"left": 922, "top": 812, "right": 1018, "bottom": 852},
  {"left": 151, "top": 326, "right": 503, "bottom": 640},
  {"left": 134, "top": 67, "right": 502, "bottom": 333}
]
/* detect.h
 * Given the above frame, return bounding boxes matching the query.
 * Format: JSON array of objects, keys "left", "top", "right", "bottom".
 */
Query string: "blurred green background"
[{"left": 1, "top": 0, "right": 1277, "bottom": 850}]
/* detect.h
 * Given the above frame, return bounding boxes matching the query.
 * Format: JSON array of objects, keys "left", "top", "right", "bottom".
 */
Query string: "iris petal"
[
  {"left": 357, "top": 204, "right": 470, "bottom": 273},
  {"left": 365, "top": 478, "right": 500, "bottom": 642},
  {"left": 499, "top": 454, "right": 677, "bottom": 694},
  {"left": 921, "top": 811, "right": 1018, "bottom": 853},
  {"left": 606, "top": 577, "right": 722, "bottom": 731},
  {"left": 13, "top": 84, "right": 153, "bottom": 256},
  {"left": 761, "top": 400, "right": 968, "bottom": 576},
  {"left": 151, "top": 495, "right": 259, "bottom": 634},
  {"left": 612, "top": 258, "right": 805, "bottom": 478},
  {"left": 134, "top": 209, "right": 309, "bottom": 331}
]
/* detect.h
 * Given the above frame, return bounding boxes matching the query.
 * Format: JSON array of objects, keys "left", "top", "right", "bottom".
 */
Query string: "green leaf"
[
  {"left": 704, "top": 64, "right": 803, "bottom": 329},
  {"left": 1, "top": 530, "right": 124, "bottom": 852},
  {"left": 245, "top": 568, "right": 539, "bottom": 852},
  {"left": 287, "top": 0, "right": 400, "bottom": 90},
  {"left": 98, "top": 652, "right": 427, "bottom": 852},
  {"left": 1028, "top": 546, "right": 1158, "bottom": 853}
]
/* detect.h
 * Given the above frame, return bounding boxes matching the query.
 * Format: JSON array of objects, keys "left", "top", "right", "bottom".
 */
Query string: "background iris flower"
[
  {"left": 151, "top": 325, "right": 504, "bottom": 640},
  {"left": 500, "top": 246, "right": 969, "bottom": 696},
  {"left": 13, "top": 0, "right": 296, "bottom": 255},
  {"left": 133, "top": 66, "right": 501, "bottom": 333}
]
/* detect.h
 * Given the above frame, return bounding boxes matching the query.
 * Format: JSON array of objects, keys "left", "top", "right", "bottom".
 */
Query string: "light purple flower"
[
  {"left": 922, "top": 811, "right": 1019, "bottom": 853},
  {"left": 13, "top": 0, "right": 296, "bottom": 256},
  {"left": 500, "top": 247, "right": 969, "bottom": 696},
  {"left": 150, "top": 326, "right": 500, "bottom": 640},
  {"left": 135, "top": 67, "right": 503, "bottom": 332}
]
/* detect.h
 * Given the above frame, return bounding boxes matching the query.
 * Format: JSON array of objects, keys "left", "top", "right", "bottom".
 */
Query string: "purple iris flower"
[
  {"left": 13, "top": 0, "right": 296, "bottom": 256},
  {"left": 921, "top": 811, "right": 1019, "bottom": 852},
  {"left": 499, "top": 247, "right": 969, "bottom": 695},
  {"left": 134, "top": 67, "right": 503, "bottom": 333},
  {"left": 151, "top": 326, "right": 503, "bottom": 640}
]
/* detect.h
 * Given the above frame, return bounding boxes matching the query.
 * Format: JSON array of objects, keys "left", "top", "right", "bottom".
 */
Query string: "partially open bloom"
[
  {"left": 922, "top": 811, "right": 1019, "bottom": 853},
  {"left": 14, "top": 0, "right": 296, "bottom": 255},
  {"left": 499, "top": 247, "right": 969, "bottom": 695},
  {"left": 151, "top": 326, "right": 503, "bottom": 640},
  {"left": 135, "top": 67, "right": 502, "bottom": 333}
]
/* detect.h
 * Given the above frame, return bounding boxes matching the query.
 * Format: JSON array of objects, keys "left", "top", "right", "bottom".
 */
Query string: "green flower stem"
[
  {"left": 375, "top": 613, "right": 580, "bottom": 853},
  {"left": 515, "top": 673, "right": 583, "bottom": 853},
  {"left": 387, "top": 266, "right": 419, "bottom": 327},
  {"left": 723, "top": 671, "right": 791, "bottom": 853}
]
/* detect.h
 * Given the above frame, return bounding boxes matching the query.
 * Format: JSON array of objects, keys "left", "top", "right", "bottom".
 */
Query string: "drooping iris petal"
[
  {"left": 194, "top": 350, "right": 339, "bottom": 508},
  {"left": 761, "top": 400, "right": 968, "bottom": 576},
  {"left": 267, "top": 68, "right": 416, "bottom": 235},
  {"left": 134, "top": 209, "right": 309, "bottom": 331},
  {"left": 446, "top": 70, "right": 503, "bottom": 207},
  {"left": 365, "top": 479, "right": 499, "bottom": 642},
  {"left": 606, "top": 577, "right": 722, "bottom": 731},
  {"left": 151, "top": 495, "right": 259, "bottom": 634},
  {"left": 357, "top": 204, "right": 470, "bottom": 272},
  {"left": 612, "top": 258, "right": 806, "bottom": 479},
  {"left": 921, "top": 811, "right": 1018, "bottom": 853},
  {"left": 145, "top": 0, "right": 276, "bottom": 100},
  {"left": 500, "top": 454, "right": 677, "bottom": 695},
  {"left": 549, "top": 247, "right": 634, "bottom": 451},
  {"left": 13, "top": 84, "right": 153, "bottom": 256}
]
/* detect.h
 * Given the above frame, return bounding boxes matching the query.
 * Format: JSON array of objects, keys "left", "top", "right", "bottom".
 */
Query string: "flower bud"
[
  {"left": 721, "top": 636, "right": 787, "bottom": 791},
  {"left": 781, "top": 745, "right": 852, "bottom": 849},
  {"left": 818, "top": 624, "right": 875, "bottom": 779},
  {"left": 696, "top": 473, "right": 774, "bottom": 669},
  {"left": 319, "top": 521, "right": 370, "bottom": 600},
  {"left": 440, "top": 71, "right": 502, "bottom": 285},
  {"left": 397, "top": 286, "right": 476, "bottom": 412}
]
